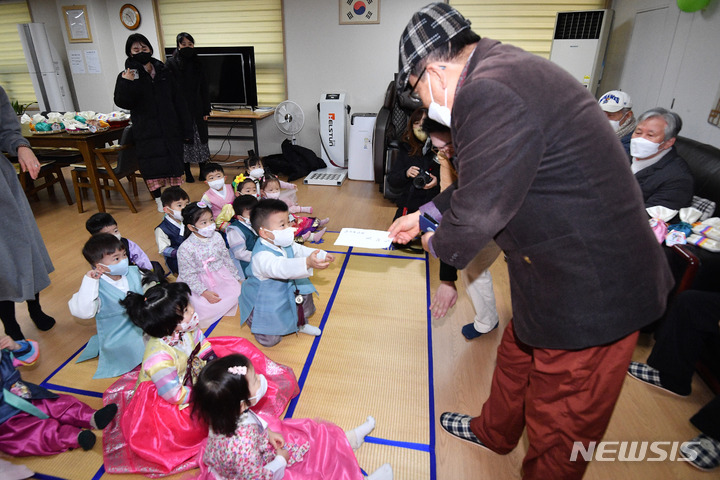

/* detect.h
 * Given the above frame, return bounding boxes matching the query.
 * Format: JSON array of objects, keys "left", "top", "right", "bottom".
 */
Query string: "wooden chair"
[
  {"left": 70, "top": 126, "right": 143, "bottom": 213},
  {"left": 14, "top": 160, "right": 73, "bottom": 205}
]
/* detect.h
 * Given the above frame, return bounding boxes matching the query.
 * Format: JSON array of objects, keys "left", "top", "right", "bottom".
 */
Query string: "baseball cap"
[
  {"left": 397, "top": 3, "right": 472, "bottom": 91},
  {"left": 598, "top": 90, "right": 632, "bottom": 113}
]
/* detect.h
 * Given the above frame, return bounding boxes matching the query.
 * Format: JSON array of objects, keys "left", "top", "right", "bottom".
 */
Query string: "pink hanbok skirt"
[{"left": 180, "top": 267, "right": 242, "bottom": 328}]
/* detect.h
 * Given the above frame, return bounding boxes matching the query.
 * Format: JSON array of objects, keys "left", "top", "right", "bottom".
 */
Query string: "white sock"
[
  {"left": 346, "top": 416, "right": 375, "bottom": 450},
  {"left": 155, "top": 197, "right": 164, "bottom": 212},
  {"left": 366, "top": 463, "right": 393, "bottom": 480}
]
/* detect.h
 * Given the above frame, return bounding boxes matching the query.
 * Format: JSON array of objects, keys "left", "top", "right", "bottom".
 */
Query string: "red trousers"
[{"left": 470, "top": 321, "right": 638, "bottom": 479}]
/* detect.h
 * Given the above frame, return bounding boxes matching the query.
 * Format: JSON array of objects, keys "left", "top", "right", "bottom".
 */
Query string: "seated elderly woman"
[{"left": 631, "top": 107, "right": 694, "bottom": 210}]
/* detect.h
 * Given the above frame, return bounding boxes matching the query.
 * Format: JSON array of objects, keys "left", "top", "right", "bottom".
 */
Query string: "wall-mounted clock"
[{"left": 120, "top": 4, "right": 141, "bottom": 30}]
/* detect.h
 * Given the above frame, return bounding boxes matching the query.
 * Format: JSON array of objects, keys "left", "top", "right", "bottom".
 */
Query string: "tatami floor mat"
[{"left": 355, "top": 442, "right": 431, "bottom": 480}]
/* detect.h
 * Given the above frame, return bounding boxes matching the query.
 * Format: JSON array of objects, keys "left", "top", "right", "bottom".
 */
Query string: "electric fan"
[{"left": 274, "top": 100, "right": 304, "bottom": 144}]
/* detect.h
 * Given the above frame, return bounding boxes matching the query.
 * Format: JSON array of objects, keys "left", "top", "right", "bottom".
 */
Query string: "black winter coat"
[
  {"left": 166, "top": 53, "right": 210, "bottom": 144},
  {"left": 386, "top": 142, "right": 441, "bottom": 216},
  {"left": 114, "top": 57, "right": 191, "bottom": 180}
]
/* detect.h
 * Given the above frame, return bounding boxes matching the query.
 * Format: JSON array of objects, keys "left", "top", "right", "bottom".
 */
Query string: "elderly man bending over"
[{"left": 631, "top": 107, "right": 694, "bottom": 210}]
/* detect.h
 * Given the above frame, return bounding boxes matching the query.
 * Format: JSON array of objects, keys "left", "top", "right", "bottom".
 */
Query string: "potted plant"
[{"left": 11, "top": 100, "right": 36, "bottom": 116}]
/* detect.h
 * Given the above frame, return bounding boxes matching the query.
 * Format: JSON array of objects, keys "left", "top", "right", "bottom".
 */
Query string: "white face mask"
[
  {"left": 171, "top": 209, "right": 183, "bottom": 222},
  {"left": 249, "top": 168, "right": 264, "bottom": 179},
  {"left": 267, "top": 227, "right": 295, "bottom": 248},
  {"left": 178, "top": 312, "right": 199, "bottom": 333},
  {"left": 208, "top": 179, "right": 224, "bottom": 191},
  {"left": 195, "top": 224, "right": 216, "bottom": 238},
  {"left": 113, "top": 232, "right": 122, "bottom": 241},
  {"left": 427, "top": 74, "right": 452, "bottom": 127},
  {"left": 630, "top": 137, "right": 662, "bottom": 159},
  {"left": 248, "top": 374, "right": 268, "bottom": 405},
  {"left": 609, "top": 119, "right": 621, "bottom": 132},
  {"left": 265, "top": 191, "right": 280, "bottom": 199}
]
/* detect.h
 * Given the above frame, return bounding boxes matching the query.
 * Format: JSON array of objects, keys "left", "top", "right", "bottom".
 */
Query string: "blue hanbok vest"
[
  {"left": 239, "top": 241, "right": 317, "bottom": 336},
  {"left": 157, "top": 217, "right": 185, "bottom": 274},
  {"left": 76, "top": 266, "right": 146, "bottom": 379},
  {"left": 227, "top": 219, "right": 258, "bottom": 278}
]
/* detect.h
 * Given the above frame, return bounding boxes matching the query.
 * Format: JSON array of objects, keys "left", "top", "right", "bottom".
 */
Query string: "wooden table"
[
  {"left": 24, "top": 127, "right": 124, "bottom": 213},
  {"left": 208, "top": 109, "right": 274, "bottom": 156}
]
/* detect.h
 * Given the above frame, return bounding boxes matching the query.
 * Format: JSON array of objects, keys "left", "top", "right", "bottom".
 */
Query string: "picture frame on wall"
[
  {"left": 63, "top": 5, "right": 93, "bottom": 43},
  {"left": 340, "top": 0, "right": 380, "bottom": 25}
]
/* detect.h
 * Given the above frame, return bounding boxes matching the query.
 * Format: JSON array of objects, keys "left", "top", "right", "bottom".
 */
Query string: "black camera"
[{"left": 413, "top": 170, "right": 433, "bottom": 188}]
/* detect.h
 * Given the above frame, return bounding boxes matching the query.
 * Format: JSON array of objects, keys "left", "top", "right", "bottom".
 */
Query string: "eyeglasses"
[
  {"left": 431, "top": 140, "right": 451, "bottom": 154},
  {"left": 406, "top": 66, "right": 427, "bottom": 99}
]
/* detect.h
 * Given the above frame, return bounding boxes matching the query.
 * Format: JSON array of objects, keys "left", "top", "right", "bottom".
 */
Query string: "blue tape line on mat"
[
  {"left": 90, "top": 465, "right": 105, "bottom": 480},
  {"left": 32, "top": 474, "right": 69, "bottom": 480},
  {"left": 41, "top": 342, "right": 88, "bottom": 384},
  {"left": 347, "top": 251, "right": 425, "bottom": 260},
  {"left": 205, "top": 316, "right": 221, "bottom": 336},
  {"left": 424, "top": 251, "right": 437, "bottom": 479},
  {"left": 41, "top": 382, "right": 103, "bottom": 398},
  {"left": 284, "top": 247, "right": 353, "bottom": 419},
  {"left": 364, "top": 435, "right": 431, "bottom": 452}
]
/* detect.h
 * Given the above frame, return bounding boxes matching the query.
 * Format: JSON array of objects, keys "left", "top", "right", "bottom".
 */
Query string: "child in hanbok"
[
  {"left": 0, "top": 335, "right": 117, "bottom": 456},
  {"left": 102, "top": 282, "right": 299, "bottom": 477},
  {"left": 226, "top": 194, "right": 259, "bottom": 280},
  {"left": 200, "top": 163, "right": 237, "bottom": 219},
  {"left": 246, "top": 155, "right": 296, "bottom": 197},
  {"left": 261, "top": 176, "right": 329, "bottom": 244},
  {"left": 69, "top": 234, "right": 146, "bottom": 378},
  {"left": 177, "top": 201, "right": 242, "bottom": 328},
  {"left": 192, "top": 354, "right": 393, "bottom": 480}
]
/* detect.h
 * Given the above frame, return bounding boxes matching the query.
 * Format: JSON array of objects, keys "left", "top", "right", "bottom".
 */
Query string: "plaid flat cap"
[{"left": 397, "top": 3, "right": 471, "bottom": 91}]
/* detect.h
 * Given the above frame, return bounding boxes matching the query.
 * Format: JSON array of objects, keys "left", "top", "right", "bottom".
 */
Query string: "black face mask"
[
  {"left": 179, "top": 47, "right": 196, "bottom": 59},
  {"left": 132, "top": 52, "right": 152, "bottom": 65}
]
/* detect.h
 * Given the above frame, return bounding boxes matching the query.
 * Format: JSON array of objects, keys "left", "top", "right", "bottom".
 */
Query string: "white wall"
[
  {"left": 600, "top": 0, "right": 720, "bottom": 146},
  {"left": 282, "top": 0, "right": 429, "bottom": 157}
]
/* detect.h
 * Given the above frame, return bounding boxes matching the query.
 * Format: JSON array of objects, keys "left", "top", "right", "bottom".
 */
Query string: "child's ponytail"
[{"left": 120, "top": 282, "right": 191, "bottom": 338}]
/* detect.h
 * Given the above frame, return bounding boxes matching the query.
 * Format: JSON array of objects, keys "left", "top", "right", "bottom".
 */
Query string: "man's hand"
[
  {"left": 201, "top": 290, "right": 221, "bottom": 304},
  {"left": 430, "top": 281, "right": 458, "bottom": 318},
  {"left": 17, "top": 146, "right": 40, "bottom": 180},
  {"left": 388, "top": 211, "right": 421, "bottom": 245}
]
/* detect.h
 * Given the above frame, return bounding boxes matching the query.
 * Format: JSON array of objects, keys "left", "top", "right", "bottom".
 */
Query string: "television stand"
[{"left": 208, "top": 109, "right": 274, "bottom": 156}]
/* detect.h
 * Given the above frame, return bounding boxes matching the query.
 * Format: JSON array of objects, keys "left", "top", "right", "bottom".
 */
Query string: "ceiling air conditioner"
[{"left": 549, "top": 9, "right": 614, "bottom": 96}]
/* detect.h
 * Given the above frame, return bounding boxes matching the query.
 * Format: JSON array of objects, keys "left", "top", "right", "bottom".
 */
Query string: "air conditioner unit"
[
  {"left": 549, "top": 9, "right": 614, "bottom": 96},
  {"left": 307, "top": 92, "right": 349, "bottom": 186}
]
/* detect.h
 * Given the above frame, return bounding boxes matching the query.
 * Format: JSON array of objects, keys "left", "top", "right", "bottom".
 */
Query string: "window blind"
[
  {"left": 156, "top": 0, "right": 286, "bottom": 106},
  {"left": 449, "top": 0, "right": 608, "bottom": 58},
  {"left": 0, "top": 0, "right": 34, "bottom": 104}
]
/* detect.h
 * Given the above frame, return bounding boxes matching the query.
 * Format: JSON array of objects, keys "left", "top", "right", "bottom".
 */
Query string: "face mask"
[
  {"left": 171, "top": 209, "right": 183, "bottom": 222},
  {"left": 133, "top": 52, "right": 152, "bottom": 65},
  {"left": 630, "top": 137, "right": 662, "bottom": 159},
  {"left": 102, "top": 258, "right": 129, "bottom": 276},
  {"left": 208, "top": 179, "right": 224, "bottom": 191},
  {"left": 267, "top": 227, "right": 295, "bottom": 248},
  {"left": 249, "top": 168, "right": 264, "bottom": 179},
  {"left": 609, "top": 119, "right": 621, "bottom": 132},
  {"left": 178, "top": 312, "right": 199, "bottom": 333},
  {"left": 413, "top": 126, "right": 428, "bottom": 142},
  {"left": 427, "top": 74, "right": 452, "bottom": 127},
  {"left": 113, "top": 232, "right": 122, "bottom": 241},
  {"left": 265, "top": 191, "right": 280, "bottom": 199},
  {"left": 248, "top": 374, "right": 268, "bottom": 405},
  {"left": 179, "top": 47, "right": 196, "bottom": 59},
  {"left": 195, "top": 224, "right": 216, "bottom": 238}
]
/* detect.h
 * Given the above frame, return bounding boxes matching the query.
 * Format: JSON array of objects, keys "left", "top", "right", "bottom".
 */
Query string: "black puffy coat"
[
  {"left": 166, "top": 52, "right": 210, "bottom": 144},
  {"left": 114, "top": 57, "right": 191, "bottom": 180}
]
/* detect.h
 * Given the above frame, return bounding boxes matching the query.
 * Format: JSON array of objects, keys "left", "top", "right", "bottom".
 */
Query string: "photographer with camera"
[{"left": 387, "top": 108, "right": 440, "bottom": 221}]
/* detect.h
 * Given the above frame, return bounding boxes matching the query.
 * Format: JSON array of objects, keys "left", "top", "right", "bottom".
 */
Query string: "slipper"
[
  {"left": 626, "top": 362, "right": 689, "bottom": 397},
  {"left": 681, "top": 434, "right": 720, "bottom": 471},
  {"left": 439, "top": 412, "right": 491, "bottom": 451}
]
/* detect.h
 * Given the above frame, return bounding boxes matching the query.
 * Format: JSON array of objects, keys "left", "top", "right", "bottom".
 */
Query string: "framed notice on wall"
[
  {"left": 340, "top": 0, "right": 380, "bottom": 24},
  {"left": 63, "top": 5, "right": 93, "bottom": 43}
]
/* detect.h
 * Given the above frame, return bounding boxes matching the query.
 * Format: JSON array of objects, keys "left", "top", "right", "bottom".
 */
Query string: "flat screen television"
[{"left": 164, "top": 46, "right": 258, "bottom": 109}]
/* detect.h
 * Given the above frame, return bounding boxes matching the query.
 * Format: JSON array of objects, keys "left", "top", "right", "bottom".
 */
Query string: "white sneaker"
[{"left": 297, "top": 324, "right": 321, "bottom": 336}]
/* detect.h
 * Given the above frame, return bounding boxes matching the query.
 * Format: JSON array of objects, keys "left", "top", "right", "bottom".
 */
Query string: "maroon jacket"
[{"left": 421, "top": 38, "right": 674, "bottom": 349}]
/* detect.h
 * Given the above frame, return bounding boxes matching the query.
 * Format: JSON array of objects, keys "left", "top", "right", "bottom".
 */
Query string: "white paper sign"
[
  {"left": 68, "top": 50, "right": 85, "bottom": 74},
  {"left": 84, "top": 50, "right": 101, "bottom": 74},
  {"left": 334, "top": 228, "right": 393, "bottom": 249}
]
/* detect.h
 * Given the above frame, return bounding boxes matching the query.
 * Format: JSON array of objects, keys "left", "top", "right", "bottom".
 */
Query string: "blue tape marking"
[
  {"left": 91, "top": 465, "right": 105, "bottom": 480},
  {"left": 41, "top": 382, "right": 103, "bottom": 398},
  {"left": 365, "top": 435, "right": 431, "bottom": 452},
  {"left": 205, "top": 316, "right": 221, "bottom": 336},
  {"left": 41, "top": 342, "right": 88, "bottom": 384},
  {"left": 31, "top": 474, "right": 69, "bottom": 480},
  {"left": 424, "top": 251, "right": 437, "bottom": 479},
  {"left": 284, "top": 247, "right": 353, "bottom": 419},
  {"left": 347, "top": 251, "right": 425, "bottom": 261}
]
